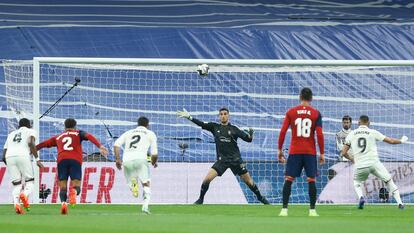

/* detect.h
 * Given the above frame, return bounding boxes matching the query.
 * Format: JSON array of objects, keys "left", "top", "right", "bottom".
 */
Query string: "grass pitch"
[{"left": 0, "top": 204, "right": 412, "bottom": 233}]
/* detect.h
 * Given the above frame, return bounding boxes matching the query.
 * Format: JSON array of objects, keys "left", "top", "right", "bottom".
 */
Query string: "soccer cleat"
[
  {"left": 358, "top": 197, "right": 365, "bottom": 209},
  {"left": 14, "top": 204, "right": 24, "bottom": 215},
  {"left": 309, "top": 209, "right": 319, "bottom": 217},
  {"left": 398, "top": 204, "right": 405, "bottom": 210},
  {"left": 258, "top": 196, "right": 270, "bottom": 205},
  {"left": 69, "top": 188, "right": 77, "bottom": 207},
  {"left": 19, "top": 193, "right": 30, "bottom": 211},
  {"left": 61, "top": 202, "right": 68, "bottom": 215},
  {"left": 278, "top": 208, "right": 288, "bottom": 217},
  {"left": 193, "top": 199, "right": 204, "bottom": 205},
  {"left": 142, "top": 206, "right": 151, "bottom": 215},
  {"left": 131, "top": 178, "right": 139, "bottom": 198}
]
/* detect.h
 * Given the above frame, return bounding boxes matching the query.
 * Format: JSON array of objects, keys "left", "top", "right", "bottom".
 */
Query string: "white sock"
[
  {"left": 386, "top": 180, "right": 403, "bottom": 205},
  {"left": 353, "top": 180, "right": 364, "bottom": 199},
  {"left": 12, "top": 184, "right": 22, "bottom": 205},
  {"left": 23, "top": 181, "right": 34, "bottom": 198},
  {"left": 143, "top": 186, "right": 151, "bottom": 208}
]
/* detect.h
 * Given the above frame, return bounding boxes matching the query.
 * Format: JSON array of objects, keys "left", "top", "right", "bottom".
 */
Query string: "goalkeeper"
[{"left": 177, "top": 107, "right": 269, "bottom": 204}]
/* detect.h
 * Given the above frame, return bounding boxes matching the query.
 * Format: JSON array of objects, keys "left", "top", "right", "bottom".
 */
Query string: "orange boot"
[
  {"left": 19, "top": 193, "right": 30, "bottom": 211},
  {"left": 61, "top": 202, "right": 68, "bottom": 215},
  {"left": 69, "top": 188, "right": 77, "bottom": 207},
  {"left": 15, "top": 203, "right": 24, "bottom": 215}
]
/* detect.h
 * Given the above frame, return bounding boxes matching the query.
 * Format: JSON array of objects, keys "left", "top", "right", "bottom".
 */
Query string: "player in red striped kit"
[
  {"left": 278, "top": 88, "right": 325, "bottom": 217},
  {"left": 36, "top": 118, "right": 108, "bottom": 214}
]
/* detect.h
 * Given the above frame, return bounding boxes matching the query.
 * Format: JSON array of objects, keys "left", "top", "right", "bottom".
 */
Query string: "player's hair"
[
  {"left": 138, "top": 116, "right": 149, "bottom": 127},
  {"left": 219, "top": 107, "right": 229, "bottom": 113},
  {"left": 359, "top": 115, "right": 369, "bottom": 124},
  {"left": 19, "top": 118, "right": 31, "bottom": 128},
  {"left": 64, "top": 118, "right": 77, "bottom": 129},
  {"left": 342, "top": 115, "right": 352, "bottom": 123},
  {"left": 300, "top": 87, "right": 313, "bottom": 101}
]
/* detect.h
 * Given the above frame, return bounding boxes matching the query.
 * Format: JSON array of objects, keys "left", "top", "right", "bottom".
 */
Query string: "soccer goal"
[{"left": 2, "top": 58, "right": 414, "bottom": 204}]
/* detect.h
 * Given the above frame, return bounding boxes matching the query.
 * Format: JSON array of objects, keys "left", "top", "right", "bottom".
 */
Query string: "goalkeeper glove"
[
  {"left": 177, "top": 108, "right": 192, "bottom": 120},
  {"left": 401, "top": 135, "right": 408, "bottom": 143},
  {"left": 244, "top": 128, "right": 254, "bottom": 137}
]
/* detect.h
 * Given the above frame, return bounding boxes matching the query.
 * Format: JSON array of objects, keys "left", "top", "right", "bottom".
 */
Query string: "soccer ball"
[{"left": 197, "top": 64, "right": 209, "bottom": 76}]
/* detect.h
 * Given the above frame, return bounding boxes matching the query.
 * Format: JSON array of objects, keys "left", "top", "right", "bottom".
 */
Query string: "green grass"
[{"left": 0, "top": 204, "right": 412, "bottom": 233}]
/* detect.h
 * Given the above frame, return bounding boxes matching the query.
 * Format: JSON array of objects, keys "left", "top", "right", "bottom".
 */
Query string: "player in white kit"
[
  {"left": 341, "top": 115, "right": 407, "bottom": 209},
  {"left": 2, "top": 118, "right": 44, "bottom": 214},
  {"left": 114, "top": 116, "right": 158, "bottom": 214}
]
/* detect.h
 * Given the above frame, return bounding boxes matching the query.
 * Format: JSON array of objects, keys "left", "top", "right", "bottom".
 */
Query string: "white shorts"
[
  {"left": 6, "top": 156, "right": 34, "bottom": 183},
  {"left": 354, "top": 162, "right": 392, "bottom": 183},
  {"left": 123, "top": 159, "right": 150, "bottom": 184}
]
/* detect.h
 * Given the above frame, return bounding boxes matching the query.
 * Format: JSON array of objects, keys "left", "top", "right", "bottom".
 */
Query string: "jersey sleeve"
[
  {"left": 114, "top": 132, "right": 127, "bottom": 148},
  {"left": 335, "top": 132, "right": 342, "bottom": 151},
  {"left": 235, "top": 126, "right": 252, "bottom": 142},
  {"left": 373, "top": 130, "right": 386, "bottom": 141},
  {"left": 278, "top": 112, "right": 290, "bottom": 150},
  {"left": 149, "top": 132, "right": 158, "bottom": 155},
  {"left": 36, "top": 136, "right": 57, "bottom": 150},
  {"left": 80, "top": 130, "right": 102, "bottom": 148},
  {"left": 191, "top": 118, "right": 215, "bottom": 132},
  {"left": 344, "top": 133, "right": 352, "bottom": 146}
]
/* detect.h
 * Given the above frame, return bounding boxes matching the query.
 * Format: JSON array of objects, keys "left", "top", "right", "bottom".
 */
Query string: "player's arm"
[
  {"left": 113, "top": 133, "right": 126, "bottom": 170},
  {"left": 236, "top": 127, "right": 253, "bottom": 142},
  {"left": 149, "top": 133, "right": 159, "bottom": 168},
  {"left": 28, "top": 136, "right": 44, "bottom": 168},
  {"left": 177, "top": 108, "right": 214, "bottom": 131},
  {"left": 80, "top": 131, "right": 109, "bottom": 155},
  {"left": 340, "top": 144, "right": 354, "bottom": 163},
  {"left": 2, "top": 138, "right": 8, "bottom": 165},
  {"left": 383, "top": 136, "right": 408, "bottom": 144},
  {"left": 278, "top": 113, "right": 290, "bottom": 163},
  {"left": 335, "top": 133, "right": 342, "bottom": 152},
  {"left": 36, "top": 137, "right": 57, "bottom": 150},
  {"left": 315, "top": 111, "right": 325, "bottom": 165}
]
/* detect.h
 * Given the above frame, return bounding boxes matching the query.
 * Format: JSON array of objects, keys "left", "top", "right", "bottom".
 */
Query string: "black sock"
[
  {"left": 199, "top": 182, "right": 210, "bottom": 200},
  {"left": 309, "top": 182, "right": 317, "bottom": 209},
  {"left": 282, "top": 180, "right": 293, "bottom": 208},
  {"left": 74, "top": 186, "right": 81, "bottom": 195},
  {"left": 59, "top": 190, "right": 67, "bottom": 203},
  {"left": 248, "top": 183, "right": 263, "bottom": 199}
]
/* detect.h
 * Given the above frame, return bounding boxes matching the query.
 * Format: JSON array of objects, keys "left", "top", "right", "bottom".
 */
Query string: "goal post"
[{"left": 2, "top": 57, "right": 414, "bottom": 204}]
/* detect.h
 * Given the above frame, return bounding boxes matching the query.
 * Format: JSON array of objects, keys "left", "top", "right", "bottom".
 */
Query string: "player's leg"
[
  {"left": 138, "top": 159, "right": 151, "bottom": 214},
  {"left": 280, "top": 155, "right": 303, "bottom": 216},
  {"left": 353, "top": 167, "right": 370, "bottom": 209},
  {"left": 372, "top": 162, "right": 404, "bottom": 209},
  {"left": 194, "top": 161, "right": 223, "bottom": 204},
  {"left": 57, "top": 160, "right": 70, "bottom": 214},
  {"left": 19, "top": 155, "right": 35, "bottom": 211},
  {"left": 236, "top": 165, "right": 269, "bottom": 204},
  {"left": 303, "top": 154, "right": 318, "bottom": 216},
  {"left": 68, "top": 160, "right": 82, "bottom": 207},
  {"left": 7, "top": 157, "right": 24, "bottom": 214},
  {"left": 123, "top": 160, "right": 140, "bottom": 197}
]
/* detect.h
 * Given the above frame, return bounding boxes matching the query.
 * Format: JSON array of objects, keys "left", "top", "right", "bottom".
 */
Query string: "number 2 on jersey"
[
  {"left": 295, "top": 118, "right": 312, "bottom": 138},
  {"left": 129, "top": 135, "right": 141, "bottom": 149},
  {"left": 62, "top": 136, "right": 74, "bottom": 151}
]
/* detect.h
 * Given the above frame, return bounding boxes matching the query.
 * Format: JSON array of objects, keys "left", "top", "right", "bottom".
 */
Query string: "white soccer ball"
[{"left": 197, "top": 64, "right": 209, "bottom": 76}]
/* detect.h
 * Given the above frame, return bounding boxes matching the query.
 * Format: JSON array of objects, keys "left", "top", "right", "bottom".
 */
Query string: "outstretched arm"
[
  {"left": 36, "top": 137, "right": 57, "bottom": 151},
  {"left": 177, "top": 108, "right": 214, "bottom": 131},
  {"left": 81, "top": 131, "right": 109, "bottom": 155},
  {"left": 237, "top": 127, "right": 253, "bottom": 142},
  {"left": 383, "top": 135, "right": 408, "bottom": 144}
]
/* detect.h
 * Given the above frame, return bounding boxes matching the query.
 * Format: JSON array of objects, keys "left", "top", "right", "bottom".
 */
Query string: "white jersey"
[
  {"left": 3, "top": 127, "right": 36, "bottom": 159},
  {"left": 344, "top": 125, "right": 386, "bottom": 169},
  {"left": 114, "top": 126, "right": 158, "bottom": 162},
  {"left": 336, "top": 128, "right": 352, "bottom": 161}
]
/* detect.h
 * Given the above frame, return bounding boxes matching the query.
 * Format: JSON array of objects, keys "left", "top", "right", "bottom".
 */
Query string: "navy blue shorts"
[
  {"left": 285, "top": 154, "right": 317, "bottom": 178},
  {"left": 57, "top": 159, "right": 82, "bottom": 181}
]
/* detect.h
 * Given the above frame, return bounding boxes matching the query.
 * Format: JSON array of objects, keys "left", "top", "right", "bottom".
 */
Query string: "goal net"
[{"left": 1, "top": 58, "right": 414, "bottom": 204}]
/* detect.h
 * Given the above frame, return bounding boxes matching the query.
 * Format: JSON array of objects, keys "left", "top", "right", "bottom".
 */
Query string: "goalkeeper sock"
[
  {"left": 308, "top": 181, "right": 317, "bottom": 209},
  {"left": 282, "top": 180, "right": 293, "bottom": 208},
  {"left": 143, "top": 186, "right": 151, "bottom": 207},
  {"left": 248, "top": 183, "right": 263, "bottom": 199},
  {"left": 59, "top": 189, "right": 67, "bottom": 203},
  {"left": 74, "top": 186, "right": 81, "bottom": 195},
  {"left": 198, "top": 182, "right": 210, "bottom": 201},
  {"left": 386, "top": 179, "right": 403, "bottom": 205}
]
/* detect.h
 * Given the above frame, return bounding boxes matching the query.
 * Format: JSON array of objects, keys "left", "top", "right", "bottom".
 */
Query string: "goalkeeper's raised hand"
[
  {"left": 244, "top": 128, "right": 254, "bottom": 138},
  {"left": 177, "top": 108, "right": 192, "bottom": 120}
]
